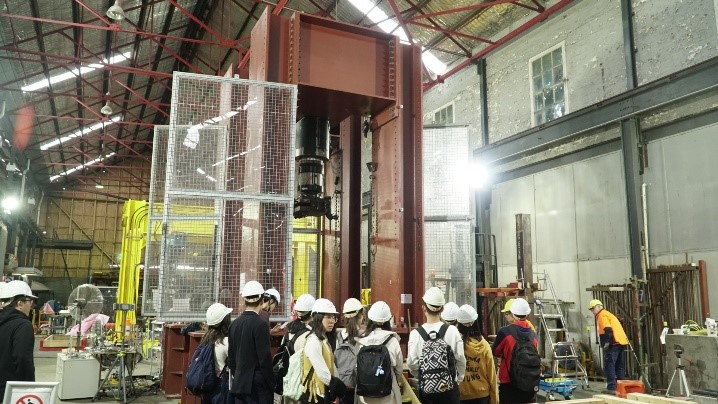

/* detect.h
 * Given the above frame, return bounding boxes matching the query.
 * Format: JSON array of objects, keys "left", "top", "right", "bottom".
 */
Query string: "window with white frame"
[
  {"left": 530, "top": 44, "right": 567, "bottom": 125},
  {"left": 433, "top": 102, "right": 454, "bottom": 124}
]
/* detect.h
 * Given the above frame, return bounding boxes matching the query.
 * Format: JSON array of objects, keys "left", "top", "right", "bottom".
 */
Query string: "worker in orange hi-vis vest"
[{"left": 589, "top": 299, "right": 628, "bottom": 393}]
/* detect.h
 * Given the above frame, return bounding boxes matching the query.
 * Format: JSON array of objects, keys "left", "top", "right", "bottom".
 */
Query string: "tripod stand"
[
  {"left": 93, "top": 304, "right": 136, "bottom": 403},
  {"left": 666, "top": 344, "right": 691, "bottom": 398}
]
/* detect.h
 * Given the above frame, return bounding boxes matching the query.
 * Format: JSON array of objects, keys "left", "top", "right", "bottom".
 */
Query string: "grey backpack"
[{"left": 334, "top": 332, "right": 358, "bottom": 388}]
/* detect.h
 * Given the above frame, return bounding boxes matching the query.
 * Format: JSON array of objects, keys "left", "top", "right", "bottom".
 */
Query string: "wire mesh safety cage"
[
  {"left": 142, "top": 72, "right": 298, "bottom": 321},
  {"left": 422, "top": 125, "right": 476, "bottom": 308}
]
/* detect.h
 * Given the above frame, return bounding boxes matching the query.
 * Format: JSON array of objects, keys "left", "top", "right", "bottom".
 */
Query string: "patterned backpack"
[{"left": 417, "top": 323, "right": 456, "bottom": 394}]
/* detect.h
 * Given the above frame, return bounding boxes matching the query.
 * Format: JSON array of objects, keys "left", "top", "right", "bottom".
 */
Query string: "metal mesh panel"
[
  {"left": 422, "top": 125, "right": 476, "bottom": 307},
  {"left": 143, "top": 72, "right": 297, "bottom": 321}
]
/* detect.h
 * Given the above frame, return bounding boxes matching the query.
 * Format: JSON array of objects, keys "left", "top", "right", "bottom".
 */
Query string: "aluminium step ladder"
[{"left": 534, "top": 272, "right": 589, "bottom": 389}]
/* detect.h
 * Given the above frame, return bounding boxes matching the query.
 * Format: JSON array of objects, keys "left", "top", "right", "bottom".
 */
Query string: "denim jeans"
[{"left": 604, "top": 344, "right": 626, "bottom": 391}]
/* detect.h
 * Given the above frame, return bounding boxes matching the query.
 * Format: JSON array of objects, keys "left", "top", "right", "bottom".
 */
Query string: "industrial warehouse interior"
[{"left": 1, "top": 0, "right": 717, "bottom": 403}]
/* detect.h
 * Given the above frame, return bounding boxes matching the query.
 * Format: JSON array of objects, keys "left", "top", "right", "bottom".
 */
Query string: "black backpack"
[
  {"left": 507, "top": 325, "right": 541, "bottom": 392},
  {"left": 417, "top": 323, "right": 456, "bottom": 394},
  {"left": 185, "top": 342, "right": 221, "bottom": 395},
  {"left": 272, "top": 327, "right": 310, "bottom": 394},
  {"left": 355, "top": 334, "right": 394, "bottom": 398}
]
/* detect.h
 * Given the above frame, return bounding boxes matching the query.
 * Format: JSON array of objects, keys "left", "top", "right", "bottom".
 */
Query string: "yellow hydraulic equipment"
[
  {"left": 291, "top": 217, "right": 323, "bottom": 297},
  {"left": 115, "top": 200, "right": 148, "bottom": 333}
]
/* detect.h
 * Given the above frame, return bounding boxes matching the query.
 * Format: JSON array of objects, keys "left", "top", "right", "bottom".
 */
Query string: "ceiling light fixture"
[
  {"left": 100, "top": 99, "right": 113, "bottom": 115},
  {"left": 106, "top": 0, "right": 125, "bottom": 21}
]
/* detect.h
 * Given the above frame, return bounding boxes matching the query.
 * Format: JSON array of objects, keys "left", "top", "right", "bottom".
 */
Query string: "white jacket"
[
  {"left": 407, "top": 322, "right": 466, "bottom": 383},
  {"left": 356, "top": 330, "right": 403, "bottom": 404}
]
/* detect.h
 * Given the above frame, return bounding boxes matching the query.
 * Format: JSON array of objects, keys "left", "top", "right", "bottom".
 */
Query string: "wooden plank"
[
  {"left": 626, "top": 393, "right": 691, "bottom": 403},
  {"left": 563, "top": 399, "right": 608, "bottom": 403},
  {"left": 593, "top": 394, "right": 644, "bottom": 404}
]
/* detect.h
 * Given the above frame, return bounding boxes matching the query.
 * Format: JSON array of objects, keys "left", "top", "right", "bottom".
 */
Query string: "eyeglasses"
[
  {"left": 323, "top": 315, "right": 338, "bottom": 322},
  {"left": 19, "top": 299, "right": 37, "bottom": 305}
]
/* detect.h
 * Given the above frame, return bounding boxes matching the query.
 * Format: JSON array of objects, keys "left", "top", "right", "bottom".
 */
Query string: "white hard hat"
[
  {"left": 441, "top": 302, "right": 459, "bottom": 321},
  {"left": 457, "top": 304, "right": 479, "bottom": 324},
  {"left": 294, "top": 294, "right": 316, "bottom": 312},
  {"left": 1, "top": 280, "right": 36, "bottom": 300},
  {"left": 422, "top": 287, "right": 445, "bottom": 309},
  {"left": 312, "top": 298, "right": 338, "bottom": 314},
  {"left": 264, "top": 288, "right": 281, "bottom": 303},
  {"left": 510, "top": 297, "right": 531, "bottom": 316},
  {"left": 206, "top": 303, "right": 233, "bottom": 326},
  {"left": 367, "top": 301, "right": 392, "bottom": 323},
  {"left": 342, "top": 298, "right": 363, "bottom": 317},
  {"left": 0, "top": 282, "right": 6, "bottom": 299},
  {"left": 241, "top": 280, "right": 264, "bottom": 302}
]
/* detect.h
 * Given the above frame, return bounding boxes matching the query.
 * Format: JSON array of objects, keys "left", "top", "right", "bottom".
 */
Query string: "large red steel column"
[{"left": 249, "top": 9, "right": 424, "bottom": 322}]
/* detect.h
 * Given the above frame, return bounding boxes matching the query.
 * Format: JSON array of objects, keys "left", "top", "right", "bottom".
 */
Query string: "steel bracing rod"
[
  {"left": 113, "top": 0, "right": 151, "bottom": 160},
  {"left": 0, "top": 41, "right": 176, "bottom": 90},
  {"left": 0, "top": 51, "right": 173, "bottom": 80},
  {"left": 409, "top": 20, "right": 495, "bottom": 45},
  {"left": 129, "top": 3, "right": 175, "bottom": 150},
  {"left": 53, "top": 20, "right": 199, "bottom": 75},
  {"left": 510, "top": 0, "right": 545, "bottom": 13},
  {"left": 0, "top": 12, "right": 246, "bottom": 50},
  {"left": 71, "top": 0, "right": 86, "bottom": 167},
  {"left": 112, "top": 79, "right": 169, "bottom": 118},
  {"left": 387, "top": 0, "right": 414, "bottom": 43},
  {"left": 391, "top": 0, "right": 474, "bottom": 58},
  {"left": 424, "top": 0, "right": 573, "bottom": 90},
  {"left": 165, "top": 0, "right": 236, "bottom": 45},
  {"left": 6, "top": 0, "right": 164, "bottom": 49},
  {"left": 309, "top": 0, "right": 333, "bottom": 17},
  {"left": 27, "top": 0, "right": 68, "bottom": 176},
  {"left": 273, "top": 0, "right": 289, "bottom": 14},
  {"left": 407, "top": 0, "right": 538, "bottom": 22},
  {"left": 30, "top": 115, "right": 158, "bottom": 127},
  {"left": 219, "top": 3, "right": 258, "bottom": 70}
]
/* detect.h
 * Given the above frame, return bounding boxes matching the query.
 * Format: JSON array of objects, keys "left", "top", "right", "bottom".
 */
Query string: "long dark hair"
[
  {"left": 343, "top": 310, "right": 364, "bottom": 345},
  {"left": 309, "top": 313, "right": 337, "bottom": 344},
  {"left": 458, "top": 321, "right": 483, "bottom": 341},
  {"left": 361, "top": 319, "right": 391, "bottom": 337},
  {"left": 202, "top": 314, "right": 230, "bottom": 344}
]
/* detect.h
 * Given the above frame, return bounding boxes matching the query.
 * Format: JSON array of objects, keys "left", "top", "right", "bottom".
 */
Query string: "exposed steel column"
[{"left": 340, "top": 116, "right": 363, "bottom": 303}]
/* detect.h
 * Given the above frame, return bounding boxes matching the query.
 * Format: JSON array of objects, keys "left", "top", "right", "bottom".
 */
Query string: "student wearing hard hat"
[
  {"left": 303, "top": 298, "right": 346, "bottom": 403},
  {"left": 491, "top": 297, "right": 539, "bottom": 403},
  {"left": 0, "top": 280, "right": 37, "bottom": 398},
  {"left": 356, "top": 301, "right": 404, "bottom": 404},
  {"left": 227, "top": 281, "right": 275, "bottom": 403},
  {"left": 335, "top": 298, "right": 365, "bottom": 404},
  {"left": 407, "top": 287, "right": 466, "bottom": 404},
  {"left": 202, "top": 303, "right": 233, "bottom": 403},
  {"left": 280, "top": 293, "right": 316, "bottom": 403},
  {"left": 456, "top": 305, "right": 497, "bottom": 404},
  {"left": 588, "top": 299, "right": 628, "bottom": 393},
  {"left": 441, "top": 302, "right": 460, "bottom": 326},
  {"left": 259, "top": 287, "right": 281, "bottom": 327},
  {"left": 500, "top": 298, "right": 536, "bottom": 332}
]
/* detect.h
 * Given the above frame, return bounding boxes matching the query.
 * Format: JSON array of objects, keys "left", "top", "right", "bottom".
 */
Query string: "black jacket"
[
  {"left": 0, "top": 307, "right": 35, "bottom": 393},
  {"left": 227, "top": 310, "right": 275, "bottom": 394}
]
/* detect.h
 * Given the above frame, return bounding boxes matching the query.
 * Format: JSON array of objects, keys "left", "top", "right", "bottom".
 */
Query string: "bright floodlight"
[{"left": 1, "top": 196, "right": 19, "bottom": 212}]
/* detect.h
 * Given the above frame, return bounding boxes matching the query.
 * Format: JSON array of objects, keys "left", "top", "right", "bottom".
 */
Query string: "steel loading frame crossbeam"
[{"left": 249, "top": 9, "right": 425, "bottom": 320}]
